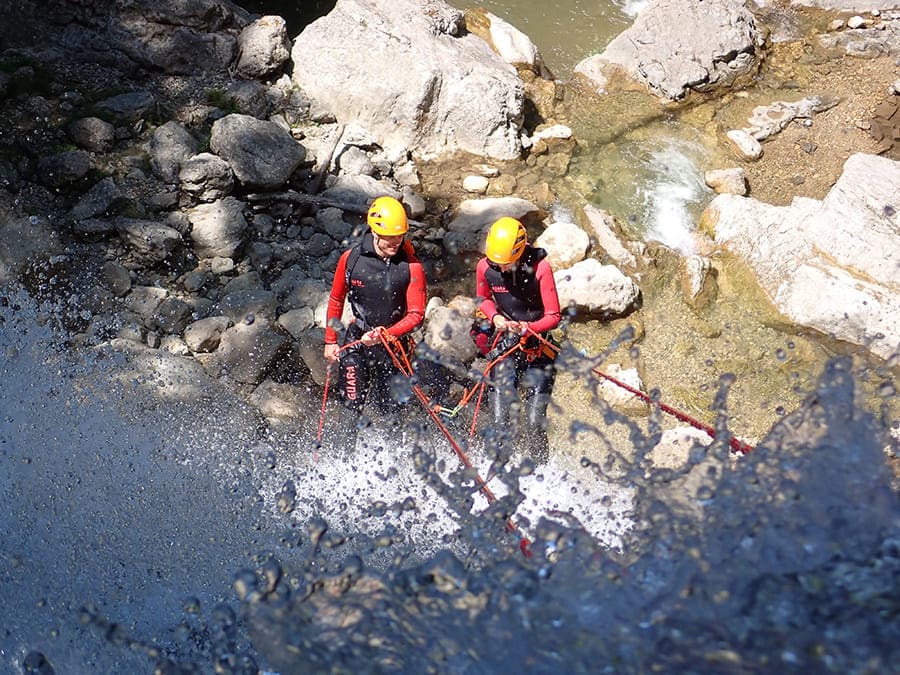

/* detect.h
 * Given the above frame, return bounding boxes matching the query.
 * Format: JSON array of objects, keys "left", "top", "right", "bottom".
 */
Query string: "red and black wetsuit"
[
  {"left": 475, "top": 245, "right": 561, "bottom": 337},
  {"left": 326, "top": 232, "right": 426, "bottom": 412},
  {"left": 474, "top": 245, "right": 560, "bottom": 460}
]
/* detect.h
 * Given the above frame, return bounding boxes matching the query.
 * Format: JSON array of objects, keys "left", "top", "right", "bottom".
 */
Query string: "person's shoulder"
[{"left": 401, "top": 240, "right": 420, "bottom": 262}]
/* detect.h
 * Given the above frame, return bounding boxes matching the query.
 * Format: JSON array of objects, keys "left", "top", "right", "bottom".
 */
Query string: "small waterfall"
[{"left": 637, "top": 138, "right": 712, "bottom": 255}]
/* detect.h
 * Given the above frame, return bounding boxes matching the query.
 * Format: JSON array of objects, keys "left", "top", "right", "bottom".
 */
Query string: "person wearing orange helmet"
[
  {"left": 324, "top": 196, "right": 426, "bottom": 419},
  {"left": 474, "top": 216, "right": 561, "bottom": 463}
]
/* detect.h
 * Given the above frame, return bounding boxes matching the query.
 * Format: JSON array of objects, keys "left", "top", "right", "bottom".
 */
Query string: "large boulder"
[
  {"left": 554, "top": 258, "right": 642, "bottom": 318},
  {"left": 290, "top": 0, "right": 525, "bottom": 161},
  {"left": 187, "top": 196, "right": 249, "bottom": 259},
  {"left": 105, "top": 0, "right": 249, "bottom": 74},
  {"left": 575, "top": 0, "right": 763, "bottom": 102},
  {"left": 234, "top": 15, "right": 291, "bottom": 79},
  {"left": 209, "top": 114, "right": 306, "bottom": 189},
  {"left": 703, "top": 153, "right": 900, "bottom": 361},
  {"left": 443, "top": 197, "right": 542, "bottom": 257}
]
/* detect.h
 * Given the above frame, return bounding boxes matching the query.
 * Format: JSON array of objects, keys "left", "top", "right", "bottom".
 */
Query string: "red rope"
[
  {"left": 521, "top": 328, "right": 754, "bottom": 454},
  {"left": 375, "top": 331, "right": 533, "bottom": 556}
]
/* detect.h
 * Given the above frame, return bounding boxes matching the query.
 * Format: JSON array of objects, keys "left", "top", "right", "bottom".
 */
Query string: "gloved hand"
[{"left": 361, "top": 326, "right": 385, "bottom": 346}]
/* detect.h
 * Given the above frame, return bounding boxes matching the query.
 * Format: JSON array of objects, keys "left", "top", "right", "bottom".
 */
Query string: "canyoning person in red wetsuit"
[
  {"left": 324, "top": 196, "right": 426, "bottom": 421},
  {"left": 473, "top": 216, "right": 561, "bottom": 463}
]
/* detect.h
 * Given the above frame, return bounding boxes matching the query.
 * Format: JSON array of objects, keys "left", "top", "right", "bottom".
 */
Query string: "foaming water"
[
  {"left": 241, "top": 357, "right": 900, "bottom": 674},
  {"left": 260, "top": 417, "right": 633, "bottom": 558},
  {"left": 616, "top": 0, "right": 650, "bottom": 18},
  {"left": 637, "top": 138, "right": 712, "bottom": 254},
  {"left": 570, "top": 126, "right": 715, "bottom": 252}
]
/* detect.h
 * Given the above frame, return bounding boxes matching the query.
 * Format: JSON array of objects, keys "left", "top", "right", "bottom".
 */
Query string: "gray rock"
[
  {"left": 210, "top": 114, "right": 306, "bottom": 189},
  {"left": 36, "top": 150, "right": 91, "bottom": 188},
  {"left": 306, "top": 233, "right": 336, "bottom": 257},
  {"left": 235, "top": 15, "right": 291, "bottom": 79},
  {"left": 725, "top": 129, "right": 763, "bottom": 161},
  {"left": 147, "top": 121, "right": 198, "bottom": 183},
  {"left": 535, "top": 220, "right": 591, "bottom": 270},
  {"left": 315, "top": 207, "right": 352, "bottom": 242},
  {"left": 179, "top": 152, "right": 234, "bottom": 202},
  {"left": 278, "top": 278, "right": 329, "bottom": 313},
  {"left": 247, "top": 241, "right": 273, "bottom": 273},
  {"left": 704, "top": 153, "right": 900, "bottom": 360},
  {"left": 114, "top": 218, "right": 182, "bottom": 264},
  {"left": 336, "top": 146, "right": 374, "bottom": 177},
  {"left": 184, "top": 315, "right": 232, "bottom": 353},
  {"left": 581, "top": 205, "right": 640, "bottom": 270},
  {"left": 205, "top": 321, "right": 292, "bottom": 385},
  {"left": 705, "top": 167, "right": 748, "bottom": 196},
  {"left": 70, "top": 178, "right": 123, "bottom": 221},
  {"left": 123, "top": 286, "right": 169, "bottom": 321},
  {"left": 553, "top": 258, "right": 641, "bottom": 317},
  {"left": 214, "top": 289, "right": 278, "bottom": 324},
  {"left": 105, "top": 5, "right": 244, "bottom": 74},
  {"left": 423, "top": 298, "right": 478, "bottom": 364},
  {"left": 278, "top": 307, "right": 316, "bottom": 339},
  {"left": 102, "top": 261, "right": 132, "bottom": 297},
  {"left": 321, "top": 175, "right": 400, "bottom": 209},
  {"left": 291, "top": 0, "right": 524, "bottom": 161},
  {"left": 222, "top": 272, "right": 264, "bottom": 295},
  {"left": 146, "top": 190, "right": 179, "bottom": 212},
  {"left": 188, "top": 196, "right": 248, "bottom": 259},
  {"left": 248, "top": 379, "right": 318, "bottom": 423},
  {"left": 681, "top": 255, "right": 718, "bottom": 311},
  {"left": 444, "top": 196, "right": 541, "bottom": 257},
  {"left": 68, "top": 116, "right": 116, "bottom": 153},
  {"left": 485, "top": 11, "right": 550, "bottom": 76},
  {"left": 743, "top": 94, "right": 840, "bottom": 141},
  {"left": 95, "top": 91, "right": 156, "bottom": 123},
  {"left": 72, "top": 218, "right": 117, "bottom": 238},
  {"left": 575, "top": 0, "right": 763, "bottom": 102},
  {"left": 225, "top": 80, "right": 272, "bottom": 118},
  {"left": 152, "top": 297, "right": 194, "bottom": 334}
]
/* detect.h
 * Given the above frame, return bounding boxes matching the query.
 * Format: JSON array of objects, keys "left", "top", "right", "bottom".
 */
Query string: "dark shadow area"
[{"left": 237, "top": 0, "right": 337, "bottom": 36}]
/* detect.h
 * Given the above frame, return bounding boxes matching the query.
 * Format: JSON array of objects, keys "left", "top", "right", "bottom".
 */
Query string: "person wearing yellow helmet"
[
  {"left": 324, "top": 196, "right": 426, "bottom": 421},
  {"left": 473, "top": 216, "right": 561, "bottom": 463}
]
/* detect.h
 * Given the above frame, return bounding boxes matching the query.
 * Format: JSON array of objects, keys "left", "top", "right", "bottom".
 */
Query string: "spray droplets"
[{"left": 276, "top": 480, "right": 297, "bottom": 514}]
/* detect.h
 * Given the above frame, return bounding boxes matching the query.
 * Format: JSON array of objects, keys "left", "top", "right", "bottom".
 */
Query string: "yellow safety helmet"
[
  {"left": 485, "top": 217, "right": 527, "bottom": 265},
  {"left": 367, "top": 196, "right": 409, "bottom": 236}
]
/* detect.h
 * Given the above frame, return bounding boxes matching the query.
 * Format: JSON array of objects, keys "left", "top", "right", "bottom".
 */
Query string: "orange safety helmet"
[
  {"left": 485, "top": 217, "right": 527, "bottom": 265},
  {"left": 367, "top": 196, "right": 409, "bottom": 236}
]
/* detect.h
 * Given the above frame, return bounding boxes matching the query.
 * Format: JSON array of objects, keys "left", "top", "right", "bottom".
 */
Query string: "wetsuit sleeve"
[
  {"left": 324, "top": 250, "right": 352, "bottom": 345},
  {"left": 525, "top": 259, "right": 561, "bottom": 334},
  {"left": 475, "top": 258, "right": 499, "bottom": 321},
  {"left": 385, "top": 251, "right": 426, "bottom": 338}
]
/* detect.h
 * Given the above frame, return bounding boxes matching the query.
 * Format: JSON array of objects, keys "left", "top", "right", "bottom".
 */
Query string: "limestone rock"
[
  {"left": 704, "top": 153, "right": 900, "bottom": 360},
  {"left": 553, "top": 258, "right": 642, "bottom": 318},
  {"left": 210, "top": 114, "right": 306, "bottom": 189},
  {"left": 575, "top": 0, "right": 763, "bottom": 102},
  {"left": 291, "top": 0, "right": 524, "bottom": 161}
]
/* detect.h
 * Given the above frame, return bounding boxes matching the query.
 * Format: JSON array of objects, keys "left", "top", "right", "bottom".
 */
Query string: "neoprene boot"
[{"left": 521, "top": 392, "right": 552, "bottom": 464}]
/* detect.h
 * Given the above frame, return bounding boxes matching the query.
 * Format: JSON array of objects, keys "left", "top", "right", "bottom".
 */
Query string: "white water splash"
[
  {"left": 616, "top": 0, "right": 650, "bottom": 18},
  {"left": 259, "top": 420, "right": 634, "bottom": 555},
  {"left": 637, "top": 138, "right": 711, "bottom": 255}
]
